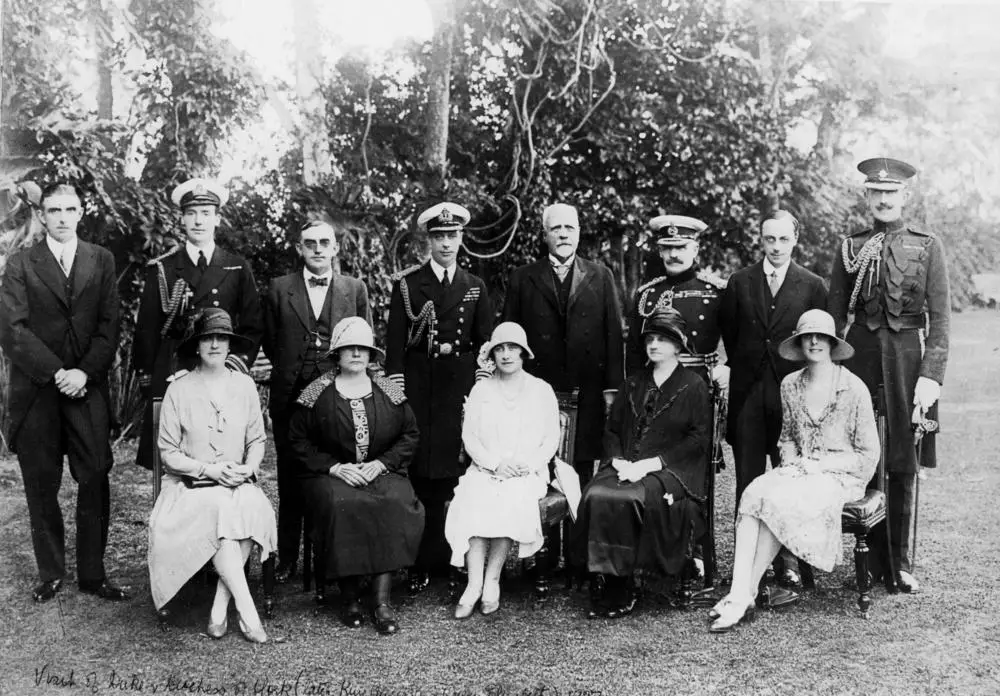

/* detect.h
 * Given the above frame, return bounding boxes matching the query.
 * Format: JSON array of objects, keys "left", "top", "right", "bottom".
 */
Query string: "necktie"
[
  {"left": 308, "top": 276, "right": 329, "bottom": 287},
  {"left": 59, "top": 248, "right": 72, "bottom": 276},
  {"left": 197, "top": 251, "right": 208, "bottom": 271},
  {"left": 553, "top": 263, "right": 570, "bottom": 283},
  {"left": 768, "top": 271, "right": 780, "bottom": 297},
  {"left": 441, "top": 269, "right": 450, "bottom": 288}
]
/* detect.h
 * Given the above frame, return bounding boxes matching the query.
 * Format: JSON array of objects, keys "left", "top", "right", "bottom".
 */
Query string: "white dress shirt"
[
  {"left": 185, "top": 242, "right": 215, "bottom": 267},
  {"left": 763, "top": 258, "right": 791, "bottom": 295},
  {"left": 46, "top": 235, "right": 78, "bottom": 276},
  {"left": 429, "top": 258, "right": 456, "bottom": 284},
  {"left": 303, "top": 270, "right": 333, "bottom": 318},
  {"left": 549, "top": 254, "right": 575, "bottom": 283}
]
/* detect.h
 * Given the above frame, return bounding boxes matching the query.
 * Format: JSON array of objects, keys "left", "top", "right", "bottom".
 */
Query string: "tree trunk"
[
  {"left": 293, "top": 0, "right": 331, "bottom": 185},
  {"left": 423, "top": 0, "right": 455, "bottom": 197},
  {"left": 89, "top": 0, "right": 114, "bottom": 118}
]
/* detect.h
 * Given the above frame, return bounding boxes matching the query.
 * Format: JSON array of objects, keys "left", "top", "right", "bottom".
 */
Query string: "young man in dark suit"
[
  {"left": 262, "top": 220, "right": 371, "bottom": 583},
  {"left": 719, "top": 210, "right": 828, "bottom": 602},
  {"left": 0, "top": 182, "right": 128, "bottom": 602},
  {"left": 385, "top": 202, "right": 494, "bottom": 594},
  {"left": 132, "top": 178, "right": 263, "bottom": 472},
  {"left": 502, "top": 203, "right": 624, "bottom": 484}
]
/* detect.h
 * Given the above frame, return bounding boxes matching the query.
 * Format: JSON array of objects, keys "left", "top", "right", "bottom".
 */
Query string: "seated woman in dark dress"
[
  {"left": 288, "top": 317, "right": 424, "bottom": 636},
  {"left": 572, "top": 306, "right": 711, "bottom": 619}
]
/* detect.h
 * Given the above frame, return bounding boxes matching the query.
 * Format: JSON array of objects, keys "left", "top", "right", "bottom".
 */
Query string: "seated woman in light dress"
[
  {"left": 709, "top": 309, "right": 879, "bottom": 632},
  {"left": 571, "top": 306, "right": 711, "bottom": 620},
  {"left": 288, "top": 317, "right": 424, "bottom": 636},
  {"left": 444, "top": 322, "right": 560, "bottom": 619},
  {"left": 149, "top": 309, "right": 276, "bottom": 644}
]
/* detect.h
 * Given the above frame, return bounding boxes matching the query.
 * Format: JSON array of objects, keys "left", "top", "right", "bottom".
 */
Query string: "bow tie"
[{"left": 308, "top": 276, "right": 329, "bottom": 287}]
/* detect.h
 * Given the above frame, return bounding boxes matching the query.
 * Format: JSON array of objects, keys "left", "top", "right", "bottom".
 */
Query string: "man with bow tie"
[
  {"left": 828, "top": 157, "right": 950, "bottom": 594},
  {"left": 385, "top": 202, "right": 493, "bottom": 594},
  {"left": 262, "top": 220, "right": 371, "bottom": 583},
  {"left": 133, "top": 178, "right": 263, "bottom": 473}
]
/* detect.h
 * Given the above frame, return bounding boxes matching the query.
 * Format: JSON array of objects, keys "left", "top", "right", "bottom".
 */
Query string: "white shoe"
[{"left": 897, "top": 571, "right": 920, "bottom": 593}]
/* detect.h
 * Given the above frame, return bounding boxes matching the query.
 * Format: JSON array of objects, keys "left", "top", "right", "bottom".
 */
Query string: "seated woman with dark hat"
[
  {"left": 708, "top": 309, "right": 878, "bottom": 633},
  {"left": 287, "top": 317, "right": 424, "bottom": 636},
  {"left": 572, "top": 306, "right": 711, "bottom": 619},
  {"left": 149, "top": 308, "right": 276, "bottom": 643}
]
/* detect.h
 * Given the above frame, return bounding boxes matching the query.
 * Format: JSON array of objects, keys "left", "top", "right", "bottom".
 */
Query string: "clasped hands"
[
  {"left": 54, "top": 368, "right": 87, "bottom": 399},
  {"left": 611, "top": 456, "right": 662, "bottom": 483},
  {"left": 206, "top": 460, "right": 254, "bottom": 488},
  {"left": 494, "top": 456, "right": 530, "bottom": 479},
  {"left": 329, "top": 460, "right": 386, "bottom": 487}
]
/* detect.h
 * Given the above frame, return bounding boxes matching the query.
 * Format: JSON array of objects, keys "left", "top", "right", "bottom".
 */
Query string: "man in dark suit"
[
  {"left": 133, "top": 178, "right": 263, "bottom": 472},
  {"left": 720, "top": 210, "right": 828, "bottom": 596},
  {"left": 0, "top": 182, "right": 128, "bottom": 602},
  {"left": 386, "top": 202, "right": 493, "bottom": 594},
  {"left": 262, "top": 220, "right": 371, "bottom": 582},
  {"left": 502, "top": 203, "right": 624, "bottom": 484},
  {"left": 828, "top": 158, "right": 949, "bottom": 593}
]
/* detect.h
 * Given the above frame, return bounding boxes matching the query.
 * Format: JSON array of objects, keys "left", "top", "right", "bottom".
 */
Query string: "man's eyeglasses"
[{"left": 301, "top": 239, "right": 335, "bottom": 251}]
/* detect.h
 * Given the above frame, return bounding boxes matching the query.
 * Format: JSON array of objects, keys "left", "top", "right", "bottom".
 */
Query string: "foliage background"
[{"left": 2, "top": 0, "right": 999, "bottom": 450}]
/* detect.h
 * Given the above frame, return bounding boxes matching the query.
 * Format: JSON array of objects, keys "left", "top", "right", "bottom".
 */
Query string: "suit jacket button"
[
  {"left": 692, "top": 330, "right": 698, "bottom": 336},
  {"left": 699, "top": 314, "right": 705, "bottom": 320},
  {"left": 212, "top": 301, "right": 220, "bottom": 307},
  {"left": 212, "top": 288, "right": 218, "bottom": 294},
  {"left": 703, "top": 299, "right": 710, "bottom": 304}
]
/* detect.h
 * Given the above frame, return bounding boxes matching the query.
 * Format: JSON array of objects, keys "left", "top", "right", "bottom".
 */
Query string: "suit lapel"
[
  {"left": 30, "top": 242, "right": 69, "bottom": 306},
  {"left": 567, "top": 256, "right": 593, "bottom": 314},
  {"left": 528, "top": 260, "right": 560, "bottom": 312},
  {"left": 749, "top": 261, "right": 769, "bottom": 327},
  {"left": 768, "top": 262, "right": 803, "bottom": 329},
  {"left": 287, "top": 273, "right": 312, "bottom": 330},
  {"left": 438, "top": 266, "right": 471, "bottom": 315},
  {"left": 70, "top": 242, "right": 96, "bottom": 303}
]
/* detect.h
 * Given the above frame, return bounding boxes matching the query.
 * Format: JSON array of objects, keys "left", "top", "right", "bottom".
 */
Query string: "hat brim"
[
  {"left": 178, "top": 330, "right": 253, "bottom": 359},
  {"left": 641, "top": 326, "right": 690, "bottom": 354},
  {"left": 485, "top": 339, "right": 535, "bottom": 362},
  {"left": 777, "top": 332, "right": 854, "bottom": 362},
  {"left": 656, "top": 238, "right": 697, "bottom": 247},
  {"left": 327, "top": 343, "right": 386, "bottom": 363},
  {"left": 864, "top": 182, "right": 905, "bottom": 192}
]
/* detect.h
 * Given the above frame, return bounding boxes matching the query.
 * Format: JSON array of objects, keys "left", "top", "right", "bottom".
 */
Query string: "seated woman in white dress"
[
  {"left": 444, "top": 322, "right": 560, "bottom": 619},
  {"left": 709, "top": 309, "right": 879, "bottom": 632},
  {"left": 148, "top": 309, "right": 276, "bottom": 644}
]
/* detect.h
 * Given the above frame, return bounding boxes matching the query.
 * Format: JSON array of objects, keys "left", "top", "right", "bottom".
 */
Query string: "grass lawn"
[{"left": 2, "top": 310, "right": 999, "bottom": 696}]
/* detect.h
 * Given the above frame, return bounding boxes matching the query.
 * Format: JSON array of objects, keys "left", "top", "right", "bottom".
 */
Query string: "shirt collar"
[
  {"left": 45, "top": 234, "right": 77, "bottom": 261},
  {"left": 549, "top": 254, "right": 575, "bottom": 269},
  {"left": 303, "top": 268, "right": 332, "bottom": 283},
  {"left": 762, "top": 257, "right": 790, "bottom": 282},
  {"left": 429, "top": 258, "right": 456, "bottom": 282},
  {"left": 185, "top": 242, "right": 215, "bottom": 266}
]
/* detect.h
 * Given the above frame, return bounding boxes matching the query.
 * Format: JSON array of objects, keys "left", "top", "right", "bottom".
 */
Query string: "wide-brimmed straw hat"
[
  {"left": 778, "top": 309, "right": 854, "bottom": 362},
  {"left": 178, "top": 308, "right": 252, "bottom": 358},
  {"left": 327, "top": 317, "right": 385, "bottom": 361},
  {"left": 482, "top": 322, "right": 535, "bottom": 360},
  {"left": 640, "top": 306, "right": 690, "bottom": 353}
]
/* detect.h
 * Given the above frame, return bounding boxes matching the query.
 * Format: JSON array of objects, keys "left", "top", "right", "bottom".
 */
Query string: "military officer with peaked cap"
[
  {"left": 385, "top": 202, "right": 494, "bottom": 593},
  {"left": 828, "top": 157, "right": 950, "bottom": 594},
  {"left": 624, "top": 214, "right": 726, "bottom": 584},
  {"left": 133, "top": 178, "right": 263, "bottom": 472}
]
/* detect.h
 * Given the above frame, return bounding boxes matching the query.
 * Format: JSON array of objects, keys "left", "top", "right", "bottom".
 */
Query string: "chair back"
[{"left": 554, "top": 389, "right": 580, "bottom": 465}]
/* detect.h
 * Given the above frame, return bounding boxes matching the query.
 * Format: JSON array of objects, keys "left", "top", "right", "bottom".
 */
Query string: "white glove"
[
  {"left": 711, "top": 365, "right": 730, "bottom": 392},
  {"left": 912, "top": 377, "right": 940, "bottom": 414}
]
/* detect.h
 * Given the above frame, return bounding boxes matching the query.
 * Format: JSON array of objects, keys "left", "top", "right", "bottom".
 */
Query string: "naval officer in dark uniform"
[
  {"left": 828, "top": 158, "right": 950, "bottom": 594},
  {"left": 385, "top": 202, "right": 494, "bottom": 594},
  {"left": 133, "top": 178, "right": 263, "bottom": 472}
]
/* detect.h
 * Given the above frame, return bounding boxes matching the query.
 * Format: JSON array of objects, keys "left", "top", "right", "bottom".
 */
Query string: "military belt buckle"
[{"left": 439, "top": 342, "right": 453, "bottom": 356}]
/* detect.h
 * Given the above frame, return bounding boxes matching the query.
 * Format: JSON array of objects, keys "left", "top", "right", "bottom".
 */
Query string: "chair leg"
[
  {"left": 534, "top": 535, "right": 551, "bottom": 600},
  {"left": 675, "top": 558, "right": 695, "bottom": 609},
  {"left": 262, "top": 555, "right": 276, "bottom": 619},
  {"left": 854, "top": 531, "right": 873, "bottom": 619},
  {"left": 314, "top": 538, "right": 326, "bottom": 606}
]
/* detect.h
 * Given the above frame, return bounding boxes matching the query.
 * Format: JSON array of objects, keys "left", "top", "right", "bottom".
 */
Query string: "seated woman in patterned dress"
[
  {"left": 288, "top": 317, "right": 424, "bottom": 636},
  {"left": 149, "top": 308, "right": 276, "bottom": 644},
  {"left": 444, "top": 322, "right": 561, "bottom": 618},
  {"left": 709, "top": 309, "right": 879, "bottom": 632},
  {"left": 572, "top": 306, "right": 711, "bottom": 620}
]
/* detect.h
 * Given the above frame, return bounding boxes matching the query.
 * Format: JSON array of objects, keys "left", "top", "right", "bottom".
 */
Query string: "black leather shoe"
[
  {"left": 79, "top": 581, "right": 130, "bottom": 601},
  {"left": 32, "top": 579, "right": 63, "bottom": 603},
  {"left": 408, "top": 570, "right": 430, "bottom": 597},
  {"left": 604, "top": 593, "right": 638, "bottom": 620},
  {"left": 372, "top": 603, "right": 398, "bottom": 635},
  {"left": 275, "top": 564, "right": 296, "bottom": 584},
  {"left": 758, "top": 586, "right": 799, "bottom": 610},
  {"left": 340, "top": 600, "right": 364, "bottom": 628}
]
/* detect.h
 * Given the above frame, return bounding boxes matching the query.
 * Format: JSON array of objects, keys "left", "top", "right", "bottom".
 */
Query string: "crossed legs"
[{"left": 209, "top": 539, "right": 264, "bottom": 636}]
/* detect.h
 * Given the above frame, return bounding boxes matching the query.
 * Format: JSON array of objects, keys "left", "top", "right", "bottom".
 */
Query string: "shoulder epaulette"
[
  {"left": 907, "top": 227, "right": 931, "bottom": 237},
  {"left": 296, "top": 371, "right": 337, "bottom": 408},
  {"left": 696, "top": 270, "right": 727, "bottom": 289},
  {"left": 390, "top": 263, "right": 423, "bottom": 282},
  {"left": 146, "top": 245, "right": 181, "bottom": 266},
  {"left": 636, "top": 276, "right": 666, "bottom": 294},
  {"left": 373, "top": 375, "right": 407, "bottom": 405}
]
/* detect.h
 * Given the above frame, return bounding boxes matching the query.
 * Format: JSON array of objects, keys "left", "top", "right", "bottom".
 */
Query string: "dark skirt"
[
  {"left": 571, "top": 466, "right": 704, "bottom": 577},
  {"left": 303, "top": 472, "right": 425, "bottom": 577}
]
